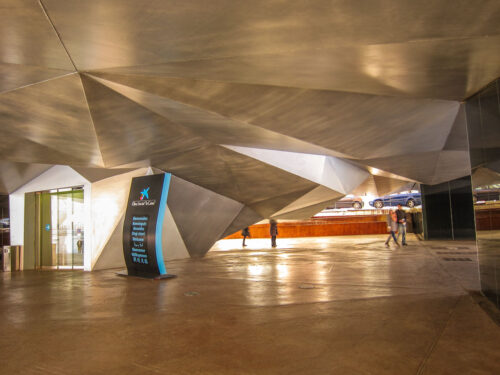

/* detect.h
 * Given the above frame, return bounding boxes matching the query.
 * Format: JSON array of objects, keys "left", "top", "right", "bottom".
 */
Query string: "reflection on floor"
[{"left": 1, "top": 235, "right": 499, "bottom": 374}]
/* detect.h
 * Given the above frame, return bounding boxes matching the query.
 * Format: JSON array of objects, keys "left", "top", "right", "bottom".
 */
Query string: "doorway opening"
[{"left": 34, "top": 187, "right": 84, "bottom": 270}]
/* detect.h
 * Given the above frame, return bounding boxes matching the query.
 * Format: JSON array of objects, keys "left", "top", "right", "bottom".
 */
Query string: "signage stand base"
[{"left": 117, "top": 272, "right": 177, "bottom": 280}]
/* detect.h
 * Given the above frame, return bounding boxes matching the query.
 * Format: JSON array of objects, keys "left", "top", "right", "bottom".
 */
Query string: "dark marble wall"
[
  {"left": 466, "top": 78, "right": 500, "bottom": 309},
  {"left": 421, "top": 176, "right": 475, "bottom": 240}
]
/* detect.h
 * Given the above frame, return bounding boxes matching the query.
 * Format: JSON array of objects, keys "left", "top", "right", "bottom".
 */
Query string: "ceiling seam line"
[
  {"left": 38, "top": 0, "right": 78, "bottom": 72},
  {"left": 87, "top": 71, "right": 461, "bottom": 102},
  {"left": 0, "top": 61, "right": 75, "bottom": 70},
  {"left": 0, "top": 72, "right": 76, "bottom": 96},
  {"left": 78, "top": 74, "right": 106, "bottom": 168}
]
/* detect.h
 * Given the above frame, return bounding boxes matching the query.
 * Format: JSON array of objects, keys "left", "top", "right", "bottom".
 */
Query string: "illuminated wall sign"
[{"left": 122, "top": 173, "right": 176, "bottom": 279}]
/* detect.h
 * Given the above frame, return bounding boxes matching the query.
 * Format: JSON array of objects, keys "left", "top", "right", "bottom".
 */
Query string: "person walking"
[
  {"left": 396, "top": 204, "right": 407, "bottom": 246},
  {"left": 241, "top": 227, "right": 250, "bottom": 247},
  {"left": 385, "top": 209, "right": 399, "bottom": 246},
  {"left": 270, "top": 220, "right": 278, "bottom": 248}
]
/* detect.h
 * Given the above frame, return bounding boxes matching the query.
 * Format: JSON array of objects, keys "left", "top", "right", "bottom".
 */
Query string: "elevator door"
[{"left": 39, "top": 187, "right": 84, "bottom": 269}]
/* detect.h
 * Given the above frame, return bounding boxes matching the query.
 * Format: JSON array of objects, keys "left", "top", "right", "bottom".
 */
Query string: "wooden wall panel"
[
  {"left": 475, "top": 208, "right": 500, "bottom": 231},
  {"left": 225, "top": 215, "right": 389, "bottom": 239}
]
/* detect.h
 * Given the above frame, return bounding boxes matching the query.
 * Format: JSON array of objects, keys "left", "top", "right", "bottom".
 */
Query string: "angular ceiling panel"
[
  {"left": 0, "top": 161, "right": 52, "bottom": 194},
  {"left": 0, "top": 0, "right": 74, "bottom": 70},
  {"left": 363, "top": 152, "right": 442, "bottom": 185},
  {"left": 86, "top": 74, "right": 347, "bottom": 158},
  {"left": 153, "top": 145, "right": 318, "bottom": 208},
  {"left": 443, "top": 105, "right": 469, "bottom": 151},
  {"left": 93, "top": 34, "right": 500, "bottom": 100},
  {"left": 431, "top": 151, "right": 471, "bottom": 185},
  {"left": 471, "top": 167, "right": 500, "bottom": 189},
  {"left": 249, "top": 187, "right": 317, "bottom": 218},
  {"left": 0, "top": 73, "right": 102, "bottom": 166},
  {"left": 91, "top": 73, "right": 460, "bottom": 160},
  {"left": 81, "top": 75, "right": 209, "bottom": 168},
  {"left": 70, "top": 167, "right": 137, "bottom": 183},
  {"left": 351, "top": 175, "right": 411, "bottom": 197},
  {"left": 1, "top": 0, "right": 494, "bottom": 220},
  {"left": 167, "top": 175, "right": 243, "bottom": 257},
  {"left": 224, "top": 146, "right": 369, "bottom": 194},
  {"left": 272, "top": 199, "right": 339, "bottom": 221},
  {"left": 220, "top": 206, "right": 263, "bottom": 239},
  {"left": 271, "top": 186, "right": 343, "bottom": 218},
  {"left": 0, "top": 64, "right": 72, "bottom": 93},
  {"left": 42, "top": 0, "right": 500, "bottom": 73}
]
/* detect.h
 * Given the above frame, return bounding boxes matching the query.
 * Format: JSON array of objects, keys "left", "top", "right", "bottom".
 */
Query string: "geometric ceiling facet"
[
  {"left": 272, "top": 198, "right": 341, "bottom": 221},
  {"left": 224, "top": 146, "right": 326, "bottom": 185},
  {"left": 322, "top": 156, "right": 370, "bottom": 194},
  {"left": 471, "top": 167, "right": 500, "bottom": 189},
  {"left": 351, "top": 175, "right": 411, "bottom": 197},
  {"left": 88, "top": 72, "right": 462, "bottom": 160},
  {"left": 0, "top": 161, "right": 52, "bottom": 194},
  {"left": 248, "top": 186, "right": 317, "bottom": 219},
  {"left": 223, "top": 146, "right": 368, "bottom": 194},
  {"left": 430, "top": 151, "right": 471, "bottom": 185},
  {"left": 91, "top": 33, "right": 500, "bottom": 100},
  {"left": 0, "top": 73, "right": 102, "bottom": 167},
  {"left": 362, "top": 151, "right": 442, "bottom": 185},
  {"left": 0, "top": 64, "right": 72, "bottom": 94},
  {"left": 67, "top": 1, "right": 500, "bottom": 99},
  {"left": 70, "top": 167, "right": 138, "bottom": 183},
  {"left": 167, "top": 175, "right": 243, "bottom": 258},
  {"left": 220, "top": 206, "right": 263, "bottom": 239},
  {"left": 153, "top": 144, "right": 319, "bottom": 211},
  {"left": 443, "top": 104, "right": 469, "bottom": 152},
  {"left": 0, "top": 0, "right": 74, "bottom": 70},
  {"left": 85, "top": 74, "right": 348, "bottom": 159},
  {"left": 271, "top": 185, "right": 344, "bottom": 218},
  {"left": 81, "top": 75, "right": 209, "bottom": 168},
  {"left": 1, "top": 0, "right": 498, "bottom": 219}
]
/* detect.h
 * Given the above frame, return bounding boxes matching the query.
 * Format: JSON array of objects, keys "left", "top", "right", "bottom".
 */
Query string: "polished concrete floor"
[{"left": 1, "top": 235, "right": 499, "bottom": 374}]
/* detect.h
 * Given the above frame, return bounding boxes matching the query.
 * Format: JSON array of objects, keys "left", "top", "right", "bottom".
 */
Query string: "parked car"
[
  {"left": 473, "top": 188, "right": 500, "bottom": 204},
  {"left": 0, "top": 218, "right": 9, "bottom": 228},
  {"left": 369, "top": 191, "right": 421, "bottom": 209},
  {"left": 327, "top": 195, "right": 364, "bottom": 210}
]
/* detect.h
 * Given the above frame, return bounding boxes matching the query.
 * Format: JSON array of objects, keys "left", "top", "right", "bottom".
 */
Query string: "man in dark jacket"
[
  {"left": 241, "top": 227, "right": 250, "bottom": 247},
  {"left": 396, "top": 204, "right": 407, "bottom": 246},
  {"left": 270, "top": 220, "right": 278, "bottom": 247}
]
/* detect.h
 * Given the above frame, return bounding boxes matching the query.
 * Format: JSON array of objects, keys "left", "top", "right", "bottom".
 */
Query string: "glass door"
[{"left": 38, "top": 187, "right": 84, "bottom": 270}]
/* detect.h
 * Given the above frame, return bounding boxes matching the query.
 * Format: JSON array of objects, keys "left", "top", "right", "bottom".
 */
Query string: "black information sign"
[{"left": 121, "top": 173, "right": 175, "bottom": 279}]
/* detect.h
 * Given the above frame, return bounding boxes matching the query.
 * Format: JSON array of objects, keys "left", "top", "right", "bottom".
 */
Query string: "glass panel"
[
  {"left": 50, "top": 192, "right": 58, "bottom": 267},
  {"left": 468, "top": 79, "right": 500, "bottom": 309},
  {"left": 38, "top": 187, "right": 85, "bottom": 270},
  {"left": 72, "top": 188, "right": 84, "bottom": 268},
  {"left": 57, "top": 190, "right": 74, "bottom": 268},
  {"left": 40, "top": 192, "right": 55, "bottom": 268}
]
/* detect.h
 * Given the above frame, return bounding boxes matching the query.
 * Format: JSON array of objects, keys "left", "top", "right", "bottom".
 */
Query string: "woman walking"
[{"left": 385, "top": 209, "right": 400, "bottom": 246}]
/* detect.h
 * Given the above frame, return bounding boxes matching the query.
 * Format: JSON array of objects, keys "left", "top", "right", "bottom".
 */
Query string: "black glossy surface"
[
  {"left": 466, "top": 78, "right": 500, "bottom": 309},
  {"left": 450, "top": 177, "right": 476, "bottom": 239},
  {"left": 422, "top": 183, "right": 452, "bottom": 239},
  {"left": 421, "top": 177, "right": 475, "bottom": 240}
]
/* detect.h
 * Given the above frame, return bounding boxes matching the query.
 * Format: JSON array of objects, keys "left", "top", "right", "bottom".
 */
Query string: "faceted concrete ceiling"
[{"left": 1, "top": 0, "right": 499, "bottom": 217}]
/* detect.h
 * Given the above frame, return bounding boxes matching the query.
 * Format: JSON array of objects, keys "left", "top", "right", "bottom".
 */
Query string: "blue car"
[{"left": 369, "top": 191, "right": 421, "bottom": 209}]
